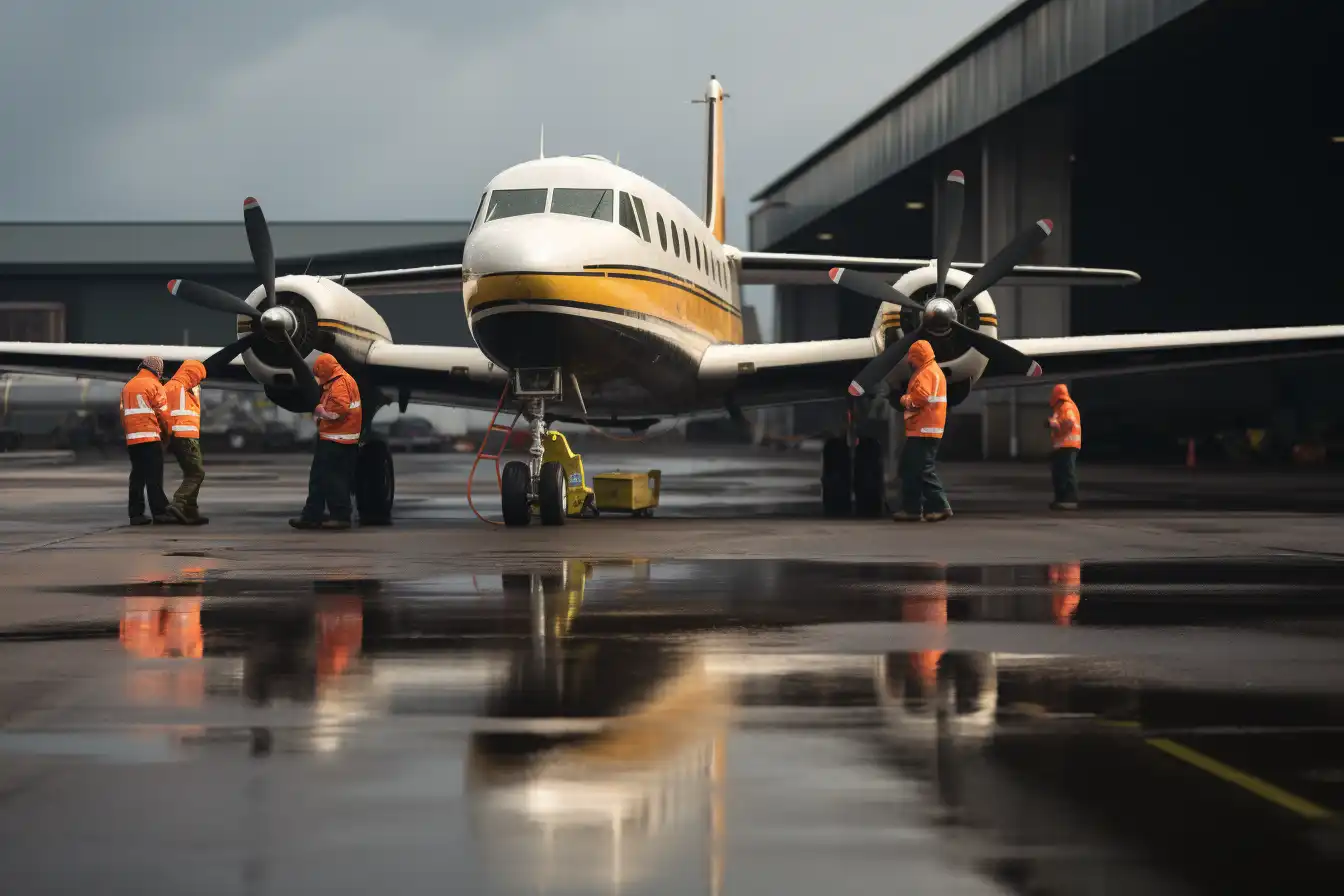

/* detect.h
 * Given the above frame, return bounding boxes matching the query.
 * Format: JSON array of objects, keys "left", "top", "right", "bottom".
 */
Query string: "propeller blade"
[
  {"left": 202, "top": 334, "right": 258, "bottom": 379},
  {"left": 167, "top": 278, "right": 260, "bottom": 319},
  {"left": 848, "top": 327, "right": 923, "bottom": 397},
  {"left": 954, "top": 218, "right": 1054, "bottom": 309},
  {"left": 949, "top": 320, "right": 1042, "bottom": 378},
  {"left": 829, "top": 267, "right": 925, "bottom": 313},
  {"left": 243, "top": 197, "right": 277, "bottom": 310},
  {"left": 280, "top": 331, "right": 322, "bottom": 406},
  {"left": 934, "top": 170, "right": 965, "bottom": 297}
]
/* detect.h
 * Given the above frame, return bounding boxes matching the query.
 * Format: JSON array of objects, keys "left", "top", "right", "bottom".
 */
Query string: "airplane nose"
[{"left": 464, "top": 215, "right": 606, "bottom": 275}]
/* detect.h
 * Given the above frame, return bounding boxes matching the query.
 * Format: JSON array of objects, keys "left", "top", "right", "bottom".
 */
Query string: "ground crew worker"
[
  {"left": 163, "top": 359, "right": 208, "bottom": 525},
  {"left": 892, "top": 339, "right": 952, "bottom": 522},
  {"left": 291, "top": 353, "right": 363, "bottom": 530},
  {"left": 1047, "top": 383, "right": 1082, "bottom": 510},
  {"left": 120, "top": 355, "right": 174, "bottom": 525}
]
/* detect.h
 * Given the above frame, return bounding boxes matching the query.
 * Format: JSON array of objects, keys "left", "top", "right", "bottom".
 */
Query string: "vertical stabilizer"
[{"left": 701, "top": 76, "right": 727, "bottom": 243}]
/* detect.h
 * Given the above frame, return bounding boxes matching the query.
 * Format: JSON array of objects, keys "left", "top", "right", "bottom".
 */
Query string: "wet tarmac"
[{"left": 2, "top": 450, "right": 1344, "bottom": 893}]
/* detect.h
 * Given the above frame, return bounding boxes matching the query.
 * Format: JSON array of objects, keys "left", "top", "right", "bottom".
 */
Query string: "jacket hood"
[
  {"left": 169, "top": 360, "right": 207, "bottom": 390},
  {"left": 313, "top": 353, "right": 344, "bottom": 382},
  {"left": 907, "top": 339, "right": 935, "bottom": 369},
  {"left": 1051, "top": 383, "right": 1070, "bottom": 404}
]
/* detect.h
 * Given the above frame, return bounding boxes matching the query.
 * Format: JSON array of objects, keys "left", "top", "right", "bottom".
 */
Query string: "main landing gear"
[{"left": 821, "top": 402, "right": 885, "bottom": 518}]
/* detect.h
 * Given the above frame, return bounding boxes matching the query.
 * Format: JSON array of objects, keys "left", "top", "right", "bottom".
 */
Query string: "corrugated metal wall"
[{"left": 749, "top": 0, "right": 1208, "bottom": 250}]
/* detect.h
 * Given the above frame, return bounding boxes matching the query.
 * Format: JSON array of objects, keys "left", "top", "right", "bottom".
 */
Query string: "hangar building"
[
  {"left": 751, "top": 0, "right": 1340, "bottom": 461},
  {"left": 0, "top": 220, "right": 471, "bottom": 349}
]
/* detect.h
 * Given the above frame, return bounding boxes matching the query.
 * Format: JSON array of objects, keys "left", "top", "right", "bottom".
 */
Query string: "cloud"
[{"left": 1, "top": 0, "right": 1011, "bottom": 337}]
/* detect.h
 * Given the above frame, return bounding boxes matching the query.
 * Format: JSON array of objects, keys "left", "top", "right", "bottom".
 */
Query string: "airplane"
[{"left": 3, "top": 75, "right": 1344, "bottom": 526}]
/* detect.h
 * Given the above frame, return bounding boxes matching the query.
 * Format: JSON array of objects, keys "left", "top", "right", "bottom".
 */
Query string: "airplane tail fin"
[{"left": 700, "top": 76, "right": 726, "bottom": 243}]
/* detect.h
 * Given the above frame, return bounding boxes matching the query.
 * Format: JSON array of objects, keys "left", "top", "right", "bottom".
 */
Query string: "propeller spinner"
[
  {"left": 831, "top": 170, "right": 1047, "bottom": 397},
  {"left": 164, "top": 198, "right": 320, "bottom": 405}
]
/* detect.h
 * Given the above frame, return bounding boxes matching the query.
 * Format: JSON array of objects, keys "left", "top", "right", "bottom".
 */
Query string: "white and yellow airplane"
[{"left": 3, "top": 76, "right": 1343, "bottom": 525}]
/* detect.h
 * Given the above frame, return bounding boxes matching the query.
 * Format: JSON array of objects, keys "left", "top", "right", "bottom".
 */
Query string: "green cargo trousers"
[{"left": 169, "top": 438, "right": 206, "bottom": 518}]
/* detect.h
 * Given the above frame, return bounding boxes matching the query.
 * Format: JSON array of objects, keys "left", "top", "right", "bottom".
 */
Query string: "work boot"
[
  {"left": 129, "top": 514, "right": 152, "bottom": 527},
  {"left": 152, "top": 512, "right": 178, "bottom": 525},
  {"left": 923, "top": 510, "right": 953, "bottom": 523},
  {"left": 166, "top": 505, "right": 189, "bottom": 524},
  {"left": 891, "top": 511, "right": 922, "bottom": 522},
  {"left": 289, "top": 518, "right": 322, "bottom": 530},
  {"left": 321, "top": 519, "right": 352, "bottom": 530},
  {"left": 186, "top": 514, "right": 210, "bottom": 526},
  {"left": 1050, "top": 502, "right": 1079, "bottom": 511}
]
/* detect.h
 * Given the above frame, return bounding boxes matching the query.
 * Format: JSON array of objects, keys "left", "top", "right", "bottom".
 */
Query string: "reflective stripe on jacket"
[
  {"left": 901, "top": 340, "right": 947, "bottom": 439},
  {"left": 120, "top": 369, "right": 171, "bottom": 444},
  {"left": 164, "top": 360, "right": 206, "bottom": 439}
]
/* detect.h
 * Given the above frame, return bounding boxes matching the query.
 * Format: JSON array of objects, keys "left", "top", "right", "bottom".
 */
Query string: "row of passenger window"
[{"left": 471, "top": 187, "right": 730, "bottom": 292}]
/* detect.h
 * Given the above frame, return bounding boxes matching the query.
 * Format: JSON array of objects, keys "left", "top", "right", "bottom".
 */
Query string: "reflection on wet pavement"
[{"left": 1, "top": 558, "right": 1342, "bottom": 893}]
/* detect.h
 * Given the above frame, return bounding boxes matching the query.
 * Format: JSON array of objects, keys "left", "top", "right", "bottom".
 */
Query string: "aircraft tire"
[
  {"left": 821, "top": 437, "right": 852, "bottom": 517},
  {"left": 852, "top": 437, "right": 885, "bottom": 518},
  {"left": 501, "top": 461, "right": 532, "bottom": 527},
  {"left": 355, "top": 439, "right": 395, "bottom": 526},
  {"left": 538, "top": 461, "right": 567, "bottom": 526}
]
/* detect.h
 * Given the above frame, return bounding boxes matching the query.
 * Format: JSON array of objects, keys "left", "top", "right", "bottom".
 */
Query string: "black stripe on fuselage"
[
  {"left": 580, "top": 264, "right": 739, "bottom": 317},
  {"left": 470, "top": 297, "right": 711, "bottom": 342}
]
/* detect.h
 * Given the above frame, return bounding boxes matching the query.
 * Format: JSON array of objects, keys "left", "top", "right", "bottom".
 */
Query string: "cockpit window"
[
  {"left": 468, "top": 192, "right": 487, "bottom": 233},
  {"left": 484, "top": 188, "right": 548, "bottom": 222},
  {"left": 618, "top": 192, "right": 643, "bottom": 239},
  {"left": 550, "top": 188, "right": 614, "bottom": 221}
]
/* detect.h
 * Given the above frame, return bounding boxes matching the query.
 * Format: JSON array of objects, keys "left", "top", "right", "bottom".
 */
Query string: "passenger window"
[
  {"left": 468, "top": 192, "right": 487, "bottom": 233},
  {"left": 630, "top": 196, "right": 652, "bottom": 243},
  {"left": 551, "top": 188, "right": 613, "bottom": 221},
  {"left": 618, "top": 192, "right": 642, "bottom": 238},
  {"left": 484, "top": 188, "right": 548, "bottom": 222},
  {"left": 656, "top": 213, "right": 668, "bottom": 250},
  {"left": 682, "top": 228, "right": 690, "bottom": 263},
  {"left": 694, "top": 238, "right": 701, "bottom": 271},
  {"left": 670, "top": 222, "right": 680, "bottom": 256}
]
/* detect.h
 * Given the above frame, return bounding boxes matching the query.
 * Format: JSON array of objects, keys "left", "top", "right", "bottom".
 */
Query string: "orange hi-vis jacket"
[
  {"left": 900, "top": 340, "right": 947, "bottom": 439},
  {"left": 120, "top": 369, "right": 172, "bottom": 445},
  {"left": 164, "top": 360, "right": 207, "bottom": 440},
  {"left": 313, "top": 354, "right": 363, "bottom": 444},
  {"left": 1049, "top": 384, "right": 1082, "bottom": 450}
]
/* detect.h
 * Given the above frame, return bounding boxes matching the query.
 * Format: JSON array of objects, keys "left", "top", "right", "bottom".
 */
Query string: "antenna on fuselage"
[{"left": 539, "top": 124, "right": 545, "bottom": 159}]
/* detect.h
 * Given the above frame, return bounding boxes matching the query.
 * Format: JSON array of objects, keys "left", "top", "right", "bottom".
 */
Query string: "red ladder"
[{"left": 467, "top": 382, "right": 522, "bottom": 525}]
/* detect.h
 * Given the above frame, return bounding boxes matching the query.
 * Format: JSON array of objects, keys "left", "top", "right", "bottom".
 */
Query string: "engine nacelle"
[
  {"left": 868, "top": 265, "right": 998, "bottom": 397},
  {"left": 235, "top": 275, "right": 392, "bottom": 412}
]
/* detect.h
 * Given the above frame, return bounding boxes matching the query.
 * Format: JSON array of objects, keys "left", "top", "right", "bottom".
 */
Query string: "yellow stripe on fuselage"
[{"left": 468, "top": 268, "right": 743, "bottom": 345}]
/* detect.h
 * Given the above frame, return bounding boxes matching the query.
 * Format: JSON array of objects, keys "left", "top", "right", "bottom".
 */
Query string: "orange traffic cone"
[{"left": 1185, "top": 437, "right": 1196, "bottom": 469}]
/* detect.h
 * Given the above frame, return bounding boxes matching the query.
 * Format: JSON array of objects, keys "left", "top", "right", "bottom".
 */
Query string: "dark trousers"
[
  {"left": 127, "top": 441, "right": 168, "bottom": 518},
  {"left": 169, "top": 438, "right": 205, "bottom": 515},
  {"left": 899, "top": 436, "right": 950, "bottom": 515},
  {"left": 301, "top": 440, "right": 358, "bottom": 522},
  {"left": 1051, "top": 448, "right": 1079, "bottom": 504}
]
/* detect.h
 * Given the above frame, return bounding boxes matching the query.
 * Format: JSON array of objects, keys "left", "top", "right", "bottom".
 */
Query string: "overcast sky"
[{"left": 1, "top": 0, "right": 1011, "bottom": 337}]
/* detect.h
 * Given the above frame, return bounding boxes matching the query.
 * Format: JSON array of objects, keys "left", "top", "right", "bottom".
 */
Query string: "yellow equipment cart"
[{"left": 593, "top": 469, "right": 662, "bottom": 517}]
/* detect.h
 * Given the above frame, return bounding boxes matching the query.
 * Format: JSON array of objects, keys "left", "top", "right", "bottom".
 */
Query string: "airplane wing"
[
  {"left": 701, "top": 325, "right": 1344, "bottom": 409},
  {"left": 0, "top": 340, "right": 508, "bottom": 410},
  {"left": 735, "top": 251, "right": 1140, "bottom": 288},
  {"left": 327, "top": 263, "right": 463, "bottom": 297}
]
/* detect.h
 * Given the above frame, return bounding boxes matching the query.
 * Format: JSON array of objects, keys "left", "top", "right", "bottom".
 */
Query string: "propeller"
[
  {"left": 164, "top": 197, "right": 320, "bottom": 405},
  {"left": 829, "top": 171, "right": 1050, "bottom": 396}
]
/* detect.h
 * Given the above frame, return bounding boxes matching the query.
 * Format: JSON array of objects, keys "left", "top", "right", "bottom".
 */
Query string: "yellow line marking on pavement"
[{"left": 1145, "top": 737, "right": 1334, "bottom": 820}]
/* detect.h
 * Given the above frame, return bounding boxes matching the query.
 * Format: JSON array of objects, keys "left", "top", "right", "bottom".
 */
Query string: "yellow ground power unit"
[{"left": 592, "top": 470, "right": 662, "bottom": 517}]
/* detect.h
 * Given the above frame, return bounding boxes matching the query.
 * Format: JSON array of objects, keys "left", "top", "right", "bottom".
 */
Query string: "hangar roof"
[
  {"left": 749, "top": 0, "right": 1209, "bottom": 249},
  {"left": 0, "top": 221, "right": 470, "bottom": 268}
]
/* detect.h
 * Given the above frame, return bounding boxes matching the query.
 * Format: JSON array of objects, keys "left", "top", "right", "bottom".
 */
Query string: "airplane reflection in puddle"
[{"left": 468, "top": 560, "right": 731, "bottom": 894}]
